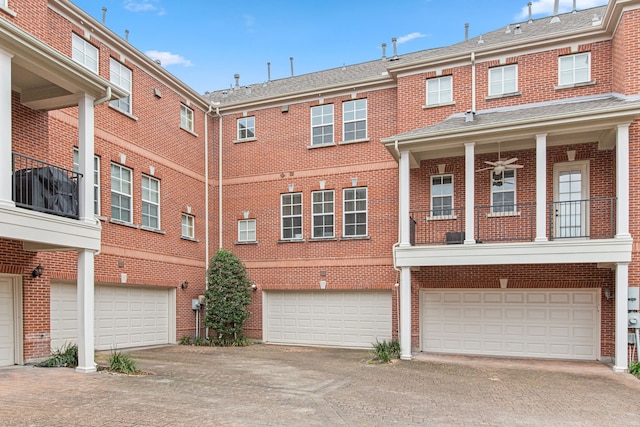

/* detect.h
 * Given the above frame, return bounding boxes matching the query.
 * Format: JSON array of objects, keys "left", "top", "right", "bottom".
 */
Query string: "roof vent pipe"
[
  {"left": 290, "top": 57, "right": 294, "bottom": 76},
  {"left": 381, "top": 43, "right": 387, "bottom": 60},
  {"left": 465, "top": 23, "right": 469, "bottom": 41},
  {"left": 125, "top": 29, "right": 129, "bottom": 42},
  {"left": 573, "top": 0, "right": 577, "bottom": 13},
  {"left": 234, "top": 73, "right": 240, "bottom": 88},
  {"left": 392, "top": 37, "right": 398, "bottom": 59},
  {"left": 101, "top": 7, "right": 107, "bottom": 24},
  {"left": 527, "top": 2, "right": 533, "bottom": 23},
  {"left": 551, "top": 0, "right": 561, "bottom": 23},
  {"left": 267, "top": 62, "right": 271, "bottom": 82}
]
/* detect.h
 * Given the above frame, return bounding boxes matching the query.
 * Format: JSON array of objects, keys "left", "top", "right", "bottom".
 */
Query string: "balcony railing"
[
  {"left": 410, "top": 198, "right": 616, "bottom": 246},
  {"left": 12, "top": 152, "right": 82, "bottom": 219}
]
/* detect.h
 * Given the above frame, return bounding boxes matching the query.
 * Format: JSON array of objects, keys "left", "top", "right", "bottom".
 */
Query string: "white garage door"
[
  {"left": 264, "top": 291, "right": 391, "bottom": 348},
  {"left": 421, "top": 289, "right": 599, "bottom": 360},
  {"left": 51, "top": 282, "right": 171, "bottom": 351},
  {"left": 0, "top": 277, "right": 15, "bottom": 366}
]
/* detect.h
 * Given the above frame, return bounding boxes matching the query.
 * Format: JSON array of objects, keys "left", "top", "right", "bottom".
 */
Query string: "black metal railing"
[
  {"left": 409, "top": 207, "right": 465, "bottom": 245},
  {"left": 475, "top": 202, "right": 536, "bottom": 243},
  {"left": 12, "top": 152, "right": 82, "bottom": 219},
  {"left": 548, "top": 198, "right": 616, "bottom": 240}
]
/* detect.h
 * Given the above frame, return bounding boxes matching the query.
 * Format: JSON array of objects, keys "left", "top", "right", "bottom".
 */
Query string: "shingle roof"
[{"left": 207, "top": 5, "right": 608, "bottom": 106}]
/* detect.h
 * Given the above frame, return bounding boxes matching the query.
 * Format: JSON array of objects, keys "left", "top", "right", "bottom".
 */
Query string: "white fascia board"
[{"left": 395, "top": 238, "right": 632, "bottom": 267}]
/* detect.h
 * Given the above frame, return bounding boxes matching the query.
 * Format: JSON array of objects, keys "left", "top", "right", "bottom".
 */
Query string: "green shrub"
[
  {"left": 179, "top": 336, "right": 193, "bottom": 345},
  {"left": 630, "top": 361, "right": 640, "bottom": 378},
  {"left": 372, "top": 339, "right": 401, "bottom": 363},
  {"left": 108, "top": 350, "right": 139, "bottom": 374},
  {"left": 36, "top": 343, "right": 78, "bottom": 368}
]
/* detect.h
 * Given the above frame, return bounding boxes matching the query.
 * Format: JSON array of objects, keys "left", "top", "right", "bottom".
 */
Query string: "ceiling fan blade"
[
  {"left": 505, "top": 164, "right": 524, "bottom": 169},
  {"left": 502, "top": 157, "right": 518, "bottom": 165},
  {"left": 484, "top": 160, "right": 498, "bottom": 166},
  {"left": 476, "top": 167, "right": 493, "bottom": 172}
]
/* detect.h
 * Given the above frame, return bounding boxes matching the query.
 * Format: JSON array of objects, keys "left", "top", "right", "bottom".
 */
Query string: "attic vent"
[{"left": 465, "top": 110, "right": 475, "bottom": 122}]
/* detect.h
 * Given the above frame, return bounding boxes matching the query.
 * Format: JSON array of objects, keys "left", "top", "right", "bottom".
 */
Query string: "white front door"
[
  {"left": 0, "top": 277, "right": 15, "bottom": 366},
  {"left": 553, "top": 161, "right": 589, "bottom": 238}
]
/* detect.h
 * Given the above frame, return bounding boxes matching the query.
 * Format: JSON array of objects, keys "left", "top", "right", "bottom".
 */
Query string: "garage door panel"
[{"left": 422, "top": 289, "right": 598, "bottom": 360}]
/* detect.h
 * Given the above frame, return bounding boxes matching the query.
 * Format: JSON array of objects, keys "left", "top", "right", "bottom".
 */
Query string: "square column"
[
  {"left": 535, "top": 134, "right": 548, "bottom": 241},
  {"left": 615, "top": 124, "right": 631, "bottom": 239},
  {"left": 399, "top": 266, "right": 412, "bottom": 360},
  {"left": 76, "top": 249, "right": 96, "bottom": 373},
  {"left": 464, "top": 142, "right": 475, "bottom": 244},
  {"left": 0, "top": 48, "right": 14, "bottom": 208},
  {"left": 399, "top": 149, "right": 411, "bottom": 247},
  {"left": 613, "top": 262, "right": 629, "bottom": 372},
  {"left": 77, "top": 93, "right": 95, "bottom": 223}
]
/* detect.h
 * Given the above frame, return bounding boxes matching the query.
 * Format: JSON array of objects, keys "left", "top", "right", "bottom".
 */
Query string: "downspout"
[
  {"left": 204, "top": 105, "right": 212, "bottom": 267},
  {"left": 471, "top": 52, "right": 476, "bottom": 112},
  {"left": 93, "top": 86, "right": 111, "bottom": 106},
  {"left": 217, "top": 107, "right": 223, "bottom": 250}
]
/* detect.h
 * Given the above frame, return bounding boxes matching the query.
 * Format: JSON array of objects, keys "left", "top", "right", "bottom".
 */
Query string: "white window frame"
[
  {"left": 489, "top": 64, "right": 517, "bottom": 96},
  {"left": 343, "top": 187, "right": 367, "bottom": 237},
  {"left": 281, "top": 192, "right": 303, "bottom": 240},
  {"left": 491, "top": 169, "right": 517, "bottom": 214},
  {"left": 181, "top": 213, "right": 195, "bottom": 239},
  {"left": 312, "top": 190, "right": 335, "bottom": 238},
  {"left": 110, "top": 163, "right": 132, "bottom": 223},
  {"left": 237, "top": 117, "right": 255, "bottom": 140},
  {"left": 558, "top": 52, "right": 591, "bottom": 86},
  {"left": 110, "top": 58, "right": 132, "bottom": 114},
  {"left": 73, "top": 148, "right": 101, "bottom": 216},
  {"left": 431, "top": 174, "right": 454, "bottom": 217},
  {"left": 72, "top": 33, "right": 98, "bottom": 73},
  {"left": 180, "top": 104, "right": 194, "bottom": 132},
  {"left": 141, "top": 175, "right": 160, "bottom": 230},
  {"left": 311, "top": 104, "right": 334, "bottom": 145},
  {"left": 238, "top": 219, "right": 257, "bottom": 242},
  {"left": 426, "top": 75, "right": 452, "bottom": 106},
  {"left": 342, "top": 99, "right": 367, "bottom": 142}
]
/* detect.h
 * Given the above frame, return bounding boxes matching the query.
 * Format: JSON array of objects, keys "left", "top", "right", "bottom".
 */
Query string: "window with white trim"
[
  {"left": 426, "top": 75, "right": 452, "bottom": 105},
  {"left": 312, "top": 190, "right": 334, "bottom": 238},
  {"left": 110, "top": 163, "right": 132, "bottom": 222},
  {"left": 73, "top": 148, "right": 101, "bottom": 216},
  {"left": 237, "top": 117, "right": 255, "bottom": 140},
  {"left": 343, "top": 187, "right": 367, "bottom": 237},
  {"left": 180, "top": 104, "right": 194, "bottom": 132},
  {"left": 142, "top": 175, "right": 160, "bottom": 229},
  {"left": 343, "top": 99, "right": 367, "bottom": 141},
  {"left": 238, "top": 219, "right": 256, "bottom": 242},
  {"left": 431, "top": 175, "right": 453, "bottom": 217},
  {"left": 110, "top": 58, "right": 132, "bottom": 114},
  {"left": 311, "top": 104, "right": 334, "bottom": 145},
  {"left": 72, "top": 33, "right": 98, "bottom": 73},
  {"left": 181, "top": 213, "right": 195, "bottom": 238},
  {"left": 489, "top": 64, "right": 517, "bottom": 96},
  {"left": 558, "top": 52, "right": 590, "bottom": 86},
  {"left": 491, "top": 169, "right": 516, "bottom": 214},
  {"left": 281, "top": 192, "right": 302, "bottom": 240}
]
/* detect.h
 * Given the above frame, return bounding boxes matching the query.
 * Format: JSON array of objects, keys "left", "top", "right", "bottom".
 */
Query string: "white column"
[
  {"left": 0, "top": 48, "right": 14, "bottom": 208},
  {"left": 77, "top": 93, "right": 95, "bottom": 223},
  {"left": 464, "top": 142, "right": 475, "bottom": 244},
  {"left": 616, "top": 124, "right": 631, "bottom": 239},
  {"left": 535, "top": 134, "right": 548, "bottom": 241},
  {"left": 399, "top": 149, "right": 411, "bottom": 247},
  {"left": 76, "top": 249, "right": 96, "bottom": 373},
  {"left": 613, "top": 262, "right": 629, "bottom": 372},
  {"left": 399, "top": 266, "right": 412, "bottom": 360}
]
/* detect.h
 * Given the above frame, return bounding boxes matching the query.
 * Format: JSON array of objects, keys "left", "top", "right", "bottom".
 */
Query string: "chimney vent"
[
  {"left": 528, "top": 2, "right": 533, "bottom": 23},
  {"left": 234, "top": 73, "right": 240, "bottom": 88},
  {"left": 101, "top": 7, "right": 107, "bottom": 24},
  {"left": 267, "top": 62, "right": 271, "bottom": 82},
  {"left": 381, "top": 43, "right": 387, "bottom": 60},
  {"left": 290, "top": 57, "right": 294, "bottom": 76},
  {"left": 572, "top": 0, "right": 577, "bottom": 13},
  {"left": 125, "top": 29, "right": 129, "bottom": 42},
  {"left": 465, "top": 23, "right": 469, "bottom": 41},
  {"left": 550, "top": 0, "right": 561, "bottom": 23},
  {"left": 465, "top": 110, "right": 475, "bottom": 122},
  {"left": 392, "top": 37, "right": 398, "bottom": 59}
]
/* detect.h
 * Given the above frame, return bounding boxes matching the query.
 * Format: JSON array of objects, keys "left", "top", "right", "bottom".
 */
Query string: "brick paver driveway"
[{"left": 1, "top": 344, "right": 639, "bottom": 426}]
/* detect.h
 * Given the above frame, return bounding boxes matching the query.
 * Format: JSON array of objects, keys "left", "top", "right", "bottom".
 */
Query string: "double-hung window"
[
  {"left": 281, "top": 193, "right": 302, "bottom": 239},
  {"left": 111, "top": 163, "right": 132, "bottom": 222},
  {"left": 426, "top": 76, "right": 452, "bottom": 106},
  {"left": 238, "top": 219, "right": 256, "bottom": 242},
  {"left": 72, "top": 33, "right": 98, "bottom": 73},
  {"left": 343, "top": 99, "right": 367, "bottom": 142},
  {"left": 491, "top": 170, "right": 516, "bottom": 214},
  {"left": 180, "top": 104, "right": 194, "bottom": 132},
  {"left": 311, "top": 104, "right": 334, "bottom": 145},
  {"left": 141, "top": 175, "right": 160, "bottom": 229},
  {"left": 489, "top": 64, "right": 517, "bottom": 96},
  {"left": 558, "top": 52, "right": 590, "bottom": 86},
  {"left": 431, "top": 175, "right": 453, "bottom": 217},
  {"left": 344, "top": 187, "right": 367, "bottom": 237},
  {"left": 312, "top": 190, "right": 334, "bottom": 238},
  {"left": 73, "top": 148, "right": 100, "bottom": 215},
  {"left": 237, "top": 117, "right": 255, "bottom": 140},
  {"left": 182, "top": 213, "right": 195, "bottom": 239},
  {"left": 110, "top": 58, "right": 132, "bottom": 114}
]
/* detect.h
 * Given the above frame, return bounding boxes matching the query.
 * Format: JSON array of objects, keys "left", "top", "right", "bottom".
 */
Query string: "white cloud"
[
  {"left": 145, "top": 50, "right": 193, "bottom": 67},
  {"left": 396, "top": 32, "right": 427, "bottom": 44},
  {"left": 517, "top": 0, "right": 609, "bottom": 20},
  {"left": 124, "top": 0, "right": 165, "bottom": 15}
]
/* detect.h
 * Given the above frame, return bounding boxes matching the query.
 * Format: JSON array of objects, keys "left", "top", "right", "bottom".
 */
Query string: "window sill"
[
  {"left": 0, "top": 5, "right": 17, "bottom": 17},
  {"left": 485, "top": 91, "right": 522, "bottom": 100},
  {"left": 554, "top": 80, "right": 596, "bottom": 90},
  {"left": 233, "top": 137, "right": 257, "bottom": 144},
  {"left": 426, "top": 215, "right": 458, "bottom": 221},
  {"left": 338, "top": 138, "right": 369, "bottom": 146},
  {"left": 180, "top": 126, "right": 199, "bottom": 137},
  {"left": 140, "top": 226, "right": 166, "bottom": 235},
  {"left": 277, "top": 239, "right": 306, "bottom": 243},
  {"left": 339, "top": 235, "right": 370, "bottom": 241},
  {"left": 180, "top": 236, "right": 199, "bottom": 242},
  {"left": 97, "top": 215, "right": 108, "bottom": 222},
  {"left": 487, "top": 211, "right": 521, "bottom": 218},
  {"left": 108, "top": 105, "right": 139, "bottom": 121},
  {"left": 109, "top": 218, "right": 139, "bottom": 229},
  {"left": 307, "top": 142, "right": 336, "bottom": 149},
  {"left": 309, "top": 237, "right": 338, "bottom": 242},
  {"left": 235, "top": 240, "right": 258, "bottom": 245},
  {"left": 422, "top": 101, "right": 456, "bottom": 110}
]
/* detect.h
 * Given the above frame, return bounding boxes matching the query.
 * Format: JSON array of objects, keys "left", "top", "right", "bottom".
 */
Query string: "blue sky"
[{"left": 70, "top": 0, "right": 609, "bottom": 94}]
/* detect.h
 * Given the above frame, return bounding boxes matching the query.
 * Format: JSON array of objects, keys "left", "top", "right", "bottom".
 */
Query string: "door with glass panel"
[{"left": 553, "top": 161, "right": 589, "bottom": 238}]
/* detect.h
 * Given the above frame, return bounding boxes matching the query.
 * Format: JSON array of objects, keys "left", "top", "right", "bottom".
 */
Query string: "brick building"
[{"left": 1, "top": 0, "right": 639, "bottom": 373}]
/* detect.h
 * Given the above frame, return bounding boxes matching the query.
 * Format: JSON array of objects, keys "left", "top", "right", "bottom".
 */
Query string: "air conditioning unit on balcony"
[{"left": 445, "top": 231, "right": 465, "bottom": 245}]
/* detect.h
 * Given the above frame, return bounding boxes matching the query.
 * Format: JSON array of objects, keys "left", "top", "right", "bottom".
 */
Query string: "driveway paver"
[{"left": 1, "top": 344, "right": 639, "bottom": 426}]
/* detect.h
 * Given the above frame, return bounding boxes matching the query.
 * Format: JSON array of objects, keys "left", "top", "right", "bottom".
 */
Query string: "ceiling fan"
[{"left": 476, "top": 143, "right": 523, "bottom": 175}]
